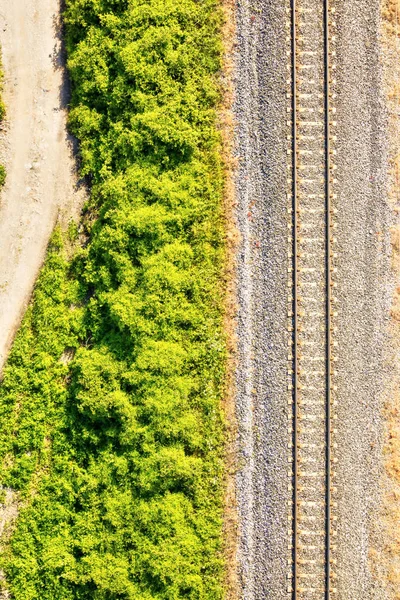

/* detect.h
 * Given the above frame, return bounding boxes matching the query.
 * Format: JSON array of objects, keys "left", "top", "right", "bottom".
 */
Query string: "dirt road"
[{"left": 0, "top": 0, "right": 84, "bottom": 372}]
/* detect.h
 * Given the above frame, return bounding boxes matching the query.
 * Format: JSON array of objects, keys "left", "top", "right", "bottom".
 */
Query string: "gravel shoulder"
[
  {"left": 0, "top": 0, "right": 85, "bottom": 372},
  {"left": 234, "top": 0, "right": 289, "bottom": 597},
  {"left": 333, "top": 1, "right": 393, "bottom": 597}
]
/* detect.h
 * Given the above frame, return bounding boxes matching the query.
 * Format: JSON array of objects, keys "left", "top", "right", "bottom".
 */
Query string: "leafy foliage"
[
  {"left": 0, "top": 0, "right": 226, "bottom": 597},
  {"left": 0, "top": 164, "right": 6, "bottom": 187}
]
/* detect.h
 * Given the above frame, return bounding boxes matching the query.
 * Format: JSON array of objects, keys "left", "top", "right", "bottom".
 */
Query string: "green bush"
[
  {"left": 0, "top": 0, "right": 226, "bottom": 598},
  {"left": 0, "top": 164, "right": 6, "bottom": 186},
  {"left": 0, "top": 100, "right": 5, "bottom": 122}
]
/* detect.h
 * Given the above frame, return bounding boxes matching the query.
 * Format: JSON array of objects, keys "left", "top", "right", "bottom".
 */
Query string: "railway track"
[{"left": 287, "top": 0, "right": 337, "bottom": 598}]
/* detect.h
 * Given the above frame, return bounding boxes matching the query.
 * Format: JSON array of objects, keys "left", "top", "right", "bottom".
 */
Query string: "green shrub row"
[{"left": 0, "top": 0, "right": 226, "bottom": 597}]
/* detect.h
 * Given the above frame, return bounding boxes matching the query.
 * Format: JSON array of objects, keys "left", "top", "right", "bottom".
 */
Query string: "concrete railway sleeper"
[{"left": 286, "top": 0, "right": 337, "bottom": 598}]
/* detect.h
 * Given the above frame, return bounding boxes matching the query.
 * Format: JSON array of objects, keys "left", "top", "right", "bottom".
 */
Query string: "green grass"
[{"left": 0, "top": 0, "right": 227, "bottom": 598}]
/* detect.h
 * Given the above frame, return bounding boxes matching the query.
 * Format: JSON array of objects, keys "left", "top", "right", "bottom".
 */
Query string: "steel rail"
[
  {"left": 323, "top": 1, "right": 332, "bottom": 597},
  {"left": 291, "top": 0, "right": 298, "bottom": 596}
]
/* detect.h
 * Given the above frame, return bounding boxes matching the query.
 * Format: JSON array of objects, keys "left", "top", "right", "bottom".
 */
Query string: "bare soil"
[
  {"left": 377, "top": 1, "right": 400, "bottom": 596},
  {"left": 0, "top": 0, "right": 85, "bottom": 373},
  {"left": 220, "top": 0, "right": 239, "bottom": 598}
]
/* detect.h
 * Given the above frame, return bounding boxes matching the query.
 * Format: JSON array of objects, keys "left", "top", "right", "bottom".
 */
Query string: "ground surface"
[
  {"left": 234, "top": 0, "right": 394, "bottom": 598},
  {"left": 0, "top": 0, "right": 395, "bottom": 597},
  {"left": 0, "top": 0, "right": 84, "bottom": 372}
]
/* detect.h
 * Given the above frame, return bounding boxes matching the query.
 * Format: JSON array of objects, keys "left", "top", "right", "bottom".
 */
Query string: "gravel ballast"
[{"left": 233, "top": 0, "right": 394, "bottom": 597}]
